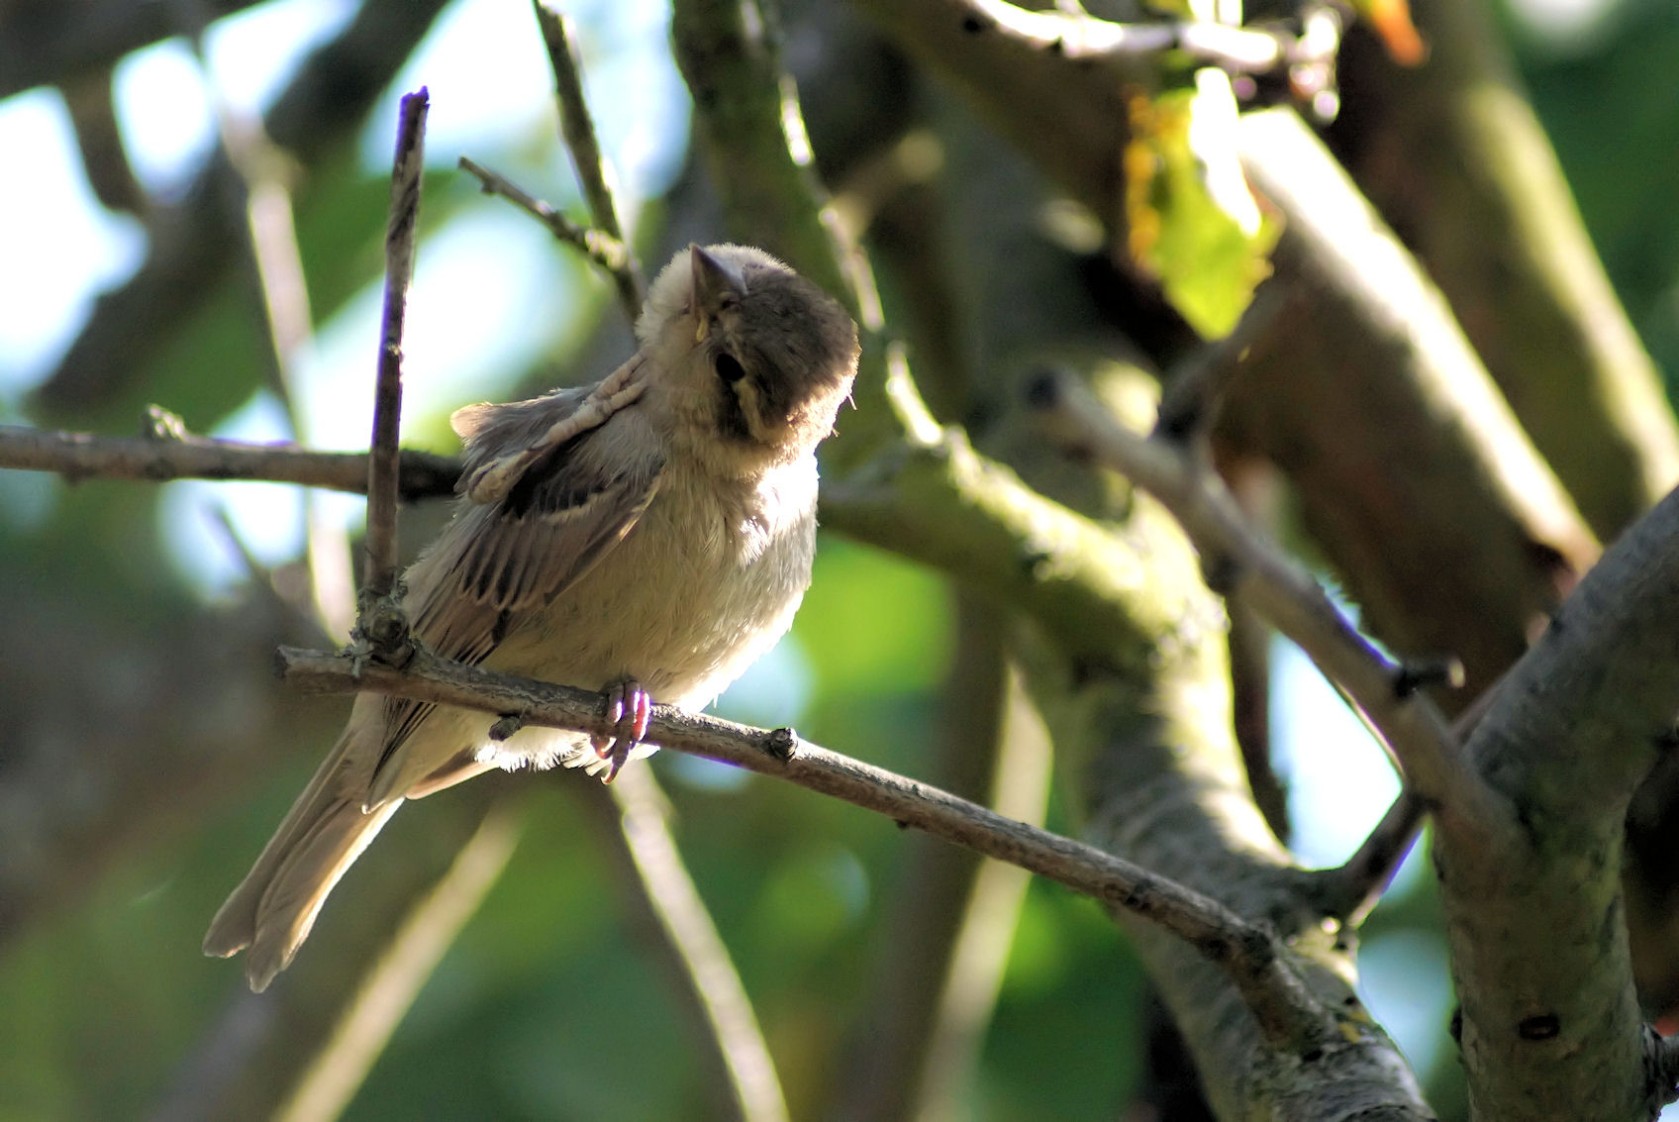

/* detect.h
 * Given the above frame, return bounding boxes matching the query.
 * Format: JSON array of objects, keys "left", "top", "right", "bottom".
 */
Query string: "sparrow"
[{"left": 204, "top": 243, "right": 860, "bottom": 992}]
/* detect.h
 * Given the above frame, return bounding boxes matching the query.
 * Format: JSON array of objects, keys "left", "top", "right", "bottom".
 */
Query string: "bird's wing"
[{"left": 365, "top": 357, "right": 665, "bottom": 801}]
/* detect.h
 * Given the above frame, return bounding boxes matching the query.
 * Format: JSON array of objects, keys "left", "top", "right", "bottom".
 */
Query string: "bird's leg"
[{"left": 592, "top": 677, "right": 652, "bottom": 783}]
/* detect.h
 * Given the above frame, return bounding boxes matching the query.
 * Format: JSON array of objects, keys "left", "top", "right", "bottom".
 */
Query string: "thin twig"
[
  {"left": 275, "top": 801, "right": 522, "bottom": 1122},
  {"left": 458, "top": 156, "right": 637, "bottom": 284},
  {"left": 1029, "top": 369, "right": 1505, "bottom": 845},
  {"left": 1310, "top": 673, "right": 1508, "bottom": 920},
  {"left": 362, "top": 87, "right": 429, "bottom": 612},
  {"left": 172, "top": 0, "right": 362, "bottom": 637},
  {"left": 1156, "top": 282, "right": 1287, "bottom": 440},
  {"left": 277, "top": 645, "right": 1342, "bottom": 1054},
  {"left": 532, "top": 0, "right": 644, "bottom": 320},
  {"left": 169, "top": 0, "right": 312, "bottom": 424},
  {"left": 0, "top": 424, "right": 460, "bottom": 498},
  {"left": 578, "top": 770, "right": 789, "bottom": 1122},
  {"left": 1311, "top": 791, "right": 1425, "bottom": 924}
]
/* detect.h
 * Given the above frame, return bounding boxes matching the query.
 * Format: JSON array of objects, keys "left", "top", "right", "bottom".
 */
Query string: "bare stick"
[
  {"left": 0, "top": 424, "right": 460, "bottom": 498},
  {"left": 277, "top": 645, "right": 1341, "bottom": 1054},
  {"left": 172, "top": 0, "right": 363, "bottom": 636},
  {"left": 275, "top": 802, "right": 521, "bottom": 1122},
  {"left": 532, "top": 0, "right": 644, "bottom": 320},
  {"left": 578, "top": 770, "right": 789, "bottom": 1122},
  {"left": 1029, "top": 369, "right": 1505, "bottom": 845},
  {"left": 1311, "top": 673, "right": 1507, "bottom": 920},
  {"left": 1312, "top": 791, "right": 1426, "bottom": 924},
  {"left": 363, "top": 88, "right": 429, "bottom": 614},
  {"left": 1156, "top": 282, "right": 1287, "bottom": 440},
  {"left": 457, "top": 156, "right": 636, "bottom": 281}
]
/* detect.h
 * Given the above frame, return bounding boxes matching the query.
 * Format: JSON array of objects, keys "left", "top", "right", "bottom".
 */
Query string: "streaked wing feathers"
[
  {"left": 373, "top": 366, "right": 664, "bottom": 782},
  {"left": 452, "top": 358, "right": 646, "bottom": 504}
]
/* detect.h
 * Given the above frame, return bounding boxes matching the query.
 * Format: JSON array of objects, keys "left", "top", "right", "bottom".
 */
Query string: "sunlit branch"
[
  {"left": 0, "top": 424, "right": 459, "bottom": 499},
  {"left": 1028, "top": 368, "right": 1503, "bottom": 846},
  {"left": 278, "top": 644, "right": 1341, "bottom": 1054},
  {"left": 531, "top": 0, "right": 645, "bottom": 321}
]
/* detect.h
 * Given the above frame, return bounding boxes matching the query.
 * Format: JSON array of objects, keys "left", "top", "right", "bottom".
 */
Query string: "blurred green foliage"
[
  {"left": 1510, "top": 0, "right": 1679, "bottom": 387},
  {"left": 3, "top": 0, "right": 1676, "bottom": 1119}
]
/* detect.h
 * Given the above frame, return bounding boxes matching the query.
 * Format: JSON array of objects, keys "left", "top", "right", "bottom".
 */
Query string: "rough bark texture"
[
  {"left": 10, "top": 0, "right": 1679, "bottom": 1118},
  {"left": 1439, "top": 489, "right": 1679, "bottom": 1119},
  {"left": 1227, "top": 109, "right": 1597, "bottom": 704},
  {"left": 1333, "top": 0, "right": 1679, "bottom": 540}
]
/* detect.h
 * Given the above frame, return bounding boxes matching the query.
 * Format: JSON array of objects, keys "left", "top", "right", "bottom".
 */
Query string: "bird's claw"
[{"left": 592, "top": 678, "right": 652, "bottom": 783}]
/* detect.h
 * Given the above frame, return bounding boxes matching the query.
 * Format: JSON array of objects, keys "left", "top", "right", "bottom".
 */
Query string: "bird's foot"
[{"left": 592, "top": 677, "right": 652, "bottom": 783}]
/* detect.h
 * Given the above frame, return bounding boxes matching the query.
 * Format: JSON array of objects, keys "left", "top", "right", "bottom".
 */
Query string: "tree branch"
[
  {"left": 457, "top": 157, "right": 638, "bottom": 290},
  {"left": 34, "top": 0, "right": 455, "bottom": 420},
  {"left": 1228, "top": 107, "right": 1598, "bottom": 704},
  {"left": 273, "top": 800, "right": 520, "bottom": 1122},
  {"left": 1310, "top": 673, "right": 1507, "bottom": 921},
  {"left": 577, "top": 770, "right": 789, "bottom": 1122},
  {"left": 927, "top": 0, "right": 1326, "bottom": 75},
  {"left": 1028, "top": 365, "right": 1504, "bottom": 844},
  {"left": 531, "top": 0, "right": 645, "bottom": 321},
  {"left": 855, "top": 0, "right": 1600, "bottom": 714},
  {"left": 276, "top": 644, "right": 1340, "bottom": 1054},
  {"left": 1332, "top": 0, "right": 1679, "bottom": 540},
  {"left": 361, "top": 89, "right": 428, "bottom": 621},
  {"left": 0, "top": 424, "right": 459, "bottom": 498},
  {"left": 1308, "top": 792, "right": 1425, "bottom": 924},
  {"left": 1437, "top": 482, "right": 1679, "bottom": 1117}
]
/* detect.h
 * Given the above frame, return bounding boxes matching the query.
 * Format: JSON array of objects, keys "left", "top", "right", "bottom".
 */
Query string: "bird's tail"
[{"left": 203, "top": 711, "right": 401, "bottom": 993}]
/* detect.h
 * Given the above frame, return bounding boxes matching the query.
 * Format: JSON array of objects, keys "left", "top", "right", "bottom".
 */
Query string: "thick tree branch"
[
  {"left": 855, "top": 0, "right": 1601, "bottom": 715},
  {"left": 1227, "top": 108, "right": 1598, "bottom": 704},
  {"left": 1438, "top": 483, "right": 1679, "bottom": 1118},
  {"left": 1334, "top": 0, "right": 1679, "bottom": 539},
  {"left": 277, "top": 645, "right": 1339, "bottom": 1054},
  {"left": 1029, "top": 366, "right": 1502, "bottom": 844}
]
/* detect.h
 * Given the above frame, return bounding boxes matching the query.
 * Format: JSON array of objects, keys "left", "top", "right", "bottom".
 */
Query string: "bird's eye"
[{"left": 715, "top": 352, "right": 747, "bottom": 385}]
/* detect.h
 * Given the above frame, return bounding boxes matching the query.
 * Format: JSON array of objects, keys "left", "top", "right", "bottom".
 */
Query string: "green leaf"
[{"left": 1123, "top": 72, "right": 1279, "bottom": 338}]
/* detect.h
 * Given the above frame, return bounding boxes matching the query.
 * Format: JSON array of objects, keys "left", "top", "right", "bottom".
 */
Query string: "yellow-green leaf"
[{"left": 1123, "top": 71, "right": 1279, "bottom": 338}]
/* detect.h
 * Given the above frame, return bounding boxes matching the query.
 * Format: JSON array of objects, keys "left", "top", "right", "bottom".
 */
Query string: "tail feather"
[
  {"left": 205, "top": 701, "right": 603, "bottom": 991},
  {"left": 204, "top": 715, "right": 402, "bottom": 993}
]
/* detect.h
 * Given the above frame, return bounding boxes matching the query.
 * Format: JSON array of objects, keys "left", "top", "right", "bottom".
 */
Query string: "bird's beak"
[{"left": 691, "top": 245, "right": 746, "bottom": 342}]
